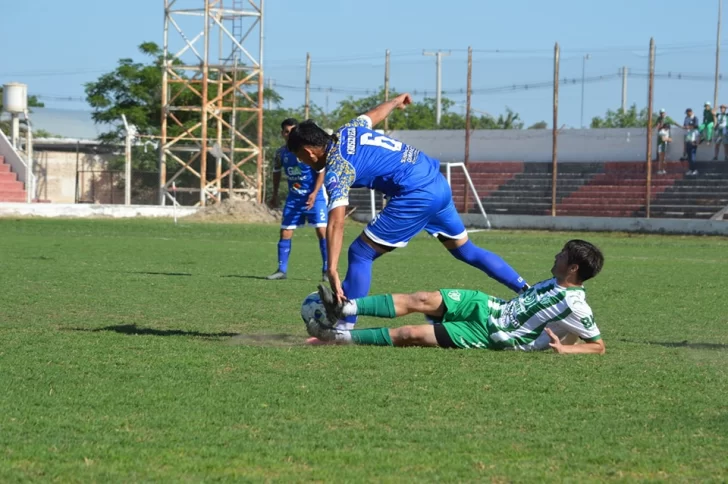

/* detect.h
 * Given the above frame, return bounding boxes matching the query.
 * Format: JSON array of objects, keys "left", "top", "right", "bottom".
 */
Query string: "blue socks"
[
  {"left": 449, "top": 240, "right": 526, "bottom": 293},
  {"left": 319, "top": 238, "right": 329, "bottom": 273},
  {"left": 341, "top": 238, "right": 382, "bottom": 325},
  {"left": 277, "top": 239, "right": 292, "bottom": 273}
]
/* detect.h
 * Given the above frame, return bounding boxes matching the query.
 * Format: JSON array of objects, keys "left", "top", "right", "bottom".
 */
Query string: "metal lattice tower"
[{"left": 160, "top": 0, "right": 264, "bottom": 206}]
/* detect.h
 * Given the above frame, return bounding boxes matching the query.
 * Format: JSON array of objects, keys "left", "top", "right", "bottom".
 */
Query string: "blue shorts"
[
  {"left": 281, "top": 194, "right": 328, "bottom": 230},
  {"left": 364, "top": 173, "right": 467, "bottom": 248}
]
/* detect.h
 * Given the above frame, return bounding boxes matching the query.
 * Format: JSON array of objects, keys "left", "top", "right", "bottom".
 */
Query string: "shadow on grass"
[
  {"left": 67, "top": 324, "right": 304, "bottom": 346},
  {"left": 220, "top": 274, "right": 310, "bottom": 281},
  {"left": 71, "top": 324, "right": 237, "bottom": 338},
  {"left": 128, "top": 271, "right": 193, "bottom": 277},
  {"left": 621, "top": 339, "right": 728, "bottom": 351}
]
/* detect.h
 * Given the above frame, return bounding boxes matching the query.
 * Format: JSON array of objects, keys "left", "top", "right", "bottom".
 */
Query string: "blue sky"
[{"left": 0, "top": 0, "right": 726, "bottom": 135}]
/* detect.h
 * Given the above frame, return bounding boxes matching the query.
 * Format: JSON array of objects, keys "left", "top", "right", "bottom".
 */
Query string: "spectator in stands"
[
  {"left": 683, "top": 108, "right": 700, "bottom": 176},
  {"left": 699, "top": 102, "right": 715, "bottom": 145},
  {"left": 713, "top": 104, "right": 728, "bottom": 161},
  {"left": 655, "top": 109, "right": 677, "bottom": 172},
  {"left": 656, "top": 125, "right": 672, "bottom": 175}
]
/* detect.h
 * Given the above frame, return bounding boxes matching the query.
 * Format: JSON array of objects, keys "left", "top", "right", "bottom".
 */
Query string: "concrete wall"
[
  {"left": 31, "top": 148, "right": 118, "bottom": 203},
  {"left": 390, "top": 127, "right": 700, "bottom": 163}
]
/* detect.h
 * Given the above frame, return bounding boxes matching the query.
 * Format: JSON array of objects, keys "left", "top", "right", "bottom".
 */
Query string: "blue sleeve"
[{"left": 324, "top": 149, "right": 356, "bottom": 210}]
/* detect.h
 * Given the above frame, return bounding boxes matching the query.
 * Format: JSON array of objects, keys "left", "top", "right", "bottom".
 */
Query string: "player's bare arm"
[
  {"left": 270, "top": 154, "right": 282, "bottom": 207},
  {"left": 545, "top": 328, "right": 605, "bottom": 354},
  {"left": 325, "top": 205, "right": 347, "bottom": 300},
  {"left": 362, "top": 93, "right": 412, "bottom": 126},
  {"left": 307, "top": 169, "right": 325, "bottom": 209}
]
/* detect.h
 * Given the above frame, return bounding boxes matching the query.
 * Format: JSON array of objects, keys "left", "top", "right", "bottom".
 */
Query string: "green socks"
[
  {"left": 355, "top": 294, "right": 396, "bottom": 318},
  {"left": 350, "top": 328, "right": 393, "bottom": 346}
]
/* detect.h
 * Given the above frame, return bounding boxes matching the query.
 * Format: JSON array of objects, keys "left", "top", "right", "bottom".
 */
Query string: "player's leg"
[
  {"left": 336, "top": 195, "right": 433, "bottom": 329},
  {"left": 320, "top": 286, "right": 445, "bottom": 322},
  {"left": 267, "top": 197, "right": 304, "bottom": 280},
  {"left": 306, "top": 197, "right": 329, "bottom": 281},
  {"left": 424, "top": 176, "right": 528, "bottom": 293}
]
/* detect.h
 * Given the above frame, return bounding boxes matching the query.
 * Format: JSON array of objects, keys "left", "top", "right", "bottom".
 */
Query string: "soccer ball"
[{"left": 301, "top": 292, "right": 327, "bottom": 326}]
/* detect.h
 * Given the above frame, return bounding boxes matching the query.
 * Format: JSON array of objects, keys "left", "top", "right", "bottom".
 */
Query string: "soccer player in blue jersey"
[
  {"left": 266, "top": 118, "right": 328, "bottom": 281},
  {"left": 287, "top": 94, "right": 528, "bottom": 330}
]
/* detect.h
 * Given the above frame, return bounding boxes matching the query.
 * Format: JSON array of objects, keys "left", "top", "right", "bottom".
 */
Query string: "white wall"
[{"left": 390, "top": 127, "right": 703, "bottom": 163}]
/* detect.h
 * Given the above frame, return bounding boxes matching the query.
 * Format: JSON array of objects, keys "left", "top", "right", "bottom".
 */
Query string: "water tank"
[{"left": 2, "top": 83, "right": 28, "bottom": 113}]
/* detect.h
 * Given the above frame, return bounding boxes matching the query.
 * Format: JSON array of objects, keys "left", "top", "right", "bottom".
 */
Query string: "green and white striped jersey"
[{"left": 485, "top": 278, "right": 600, "bottom": 351}]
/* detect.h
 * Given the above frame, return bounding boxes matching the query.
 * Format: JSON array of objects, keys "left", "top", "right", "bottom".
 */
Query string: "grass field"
[{"left": 1, "top": 218, "right": 727, "bottom": 482}]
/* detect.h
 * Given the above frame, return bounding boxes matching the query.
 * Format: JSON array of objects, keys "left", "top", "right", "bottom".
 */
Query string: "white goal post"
[{"left": 366, "top": 162, "right": 491, "bottom": 230}]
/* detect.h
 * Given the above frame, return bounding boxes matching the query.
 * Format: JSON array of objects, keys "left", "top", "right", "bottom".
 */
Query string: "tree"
[
  {"left": 590, "top": 104, "right": 659, "bottom": 129},
  {"left": 329, "top": 89, "right": 523, "bottom": 130},
  {"left": 528, "top": 121, "right": 548, "bottom": 129}
]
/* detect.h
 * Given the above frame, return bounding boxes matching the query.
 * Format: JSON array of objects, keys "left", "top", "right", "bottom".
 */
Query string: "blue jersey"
[
  {"left": 274, "top": 146, "right": 323, "bottom": 198},
  {"left": 323, "top": 116, "right": 441, "bottom": 210}
]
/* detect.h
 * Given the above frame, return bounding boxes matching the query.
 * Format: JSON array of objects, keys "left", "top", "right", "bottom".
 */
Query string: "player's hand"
[
  {"left": 545, "top": 327, "right": 565, "bottom": 354},
  {"left": 326, "top": 269, "right": 345, "bottom": 303},
  {"left": 396, "top": 93, "right": 412, "bottom": 109},
  {"left": 305, "top": 192, "right": 317, "bottom": 210}
]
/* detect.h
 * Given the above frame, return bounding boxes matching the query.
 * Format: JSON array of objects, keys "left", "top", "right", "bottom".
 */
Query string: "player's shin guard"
[
  {"left": 319, "top": 238, "right": 328, "bottom": 273},
  {"left": 277, "top": 239, "right": 292, "bottom": 273},
  {"left": 350, "top": 328, "right": 393, "bottom": 346},
  {"left": 340, "top": 237, "right": 382, "bottom": 327},
  {"left": 449, "top": 240, "right": 526, "bottom": 293}
]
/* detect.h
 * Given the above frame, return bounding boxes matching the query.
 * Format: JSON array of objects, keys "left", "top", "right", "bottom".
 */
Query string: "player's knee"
[
  {"left": 393, "top": 325, "right": 419, "bottom": 344},
  {"left": 411, "top": 291, "right": 439, "bottom": 310}
]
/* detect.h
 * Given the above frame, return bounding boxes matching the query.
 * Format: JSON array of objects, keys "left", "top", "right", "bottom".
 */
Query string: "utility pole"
[
  {"left": 423, "top": 49, "right": 451, "bottom": 125},
  {"left": 646, "top": 38, "right": 656, "bottom": 219},
  {"left": 621, "top": 66, "right": 628, "bottom": 113},
  {"left": 715, "top": 0, "right": 722, "bottom": 109},
  {"left": 463, "top": 46, "right": 472, "bottom": 214},
  {"left": 384, "top": 49, "right": 390, "bottom": 131},
  {"left": 580, "top": 53, "right": 591, "bottom": 128},
  {"left": 304, "top": 52, "right": 311, "bottom": 119}
]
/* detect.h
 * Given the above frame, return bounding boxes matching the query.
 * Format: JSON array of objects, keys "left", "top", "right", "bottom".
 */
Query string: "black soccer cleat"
[
  {"left": 266, "top": 270, "right": 287, "bottom": 280},
  {"left": 317, "top": 283, "right": 344, "bottom": 325}
]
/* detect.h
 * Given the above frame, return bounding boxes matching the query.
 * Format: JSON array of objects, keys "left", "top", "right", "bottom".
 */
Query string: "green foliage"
[
  {"left": 527, "top": 121, "right": 548, "bottom": 129},
  {"left": 590, "top": 104, "right": 662, "bottom": 128},
  {"left": 0, "top": 219, "right": 727, "bottom": 481},
  {"left": 329, "top": 89, "right": 523, "bottom": 130}
]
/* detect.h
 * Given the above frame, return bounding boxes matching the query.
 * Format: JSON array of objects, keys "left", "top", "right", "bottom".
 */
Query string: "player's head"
[
  {"left": 721, "top": 104, "right": 727, "bottom": 112},
  {"left": 280, "top": 118, "right": 298, "bottom": 141},
  {"left": 286, "top": 120, "right": 333, "bottom": 170},
  {"left": 551, "top": 240, "right": 604, "bottom": 284}
]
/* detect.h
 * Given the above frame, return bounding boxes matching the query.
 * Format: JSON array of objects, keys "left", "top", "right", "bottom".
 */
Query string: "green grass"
[{"left": 0, "top": 218, "right": 727, "bottom": 482}]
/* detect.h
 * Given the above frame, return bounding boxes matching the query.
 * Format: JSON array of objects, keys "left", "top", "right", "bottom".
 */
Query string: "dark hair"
[
  {"left": 287, "top": 119, "right": 335, "bottom": 152},
  {"left": 281, "top": 118, "right": 299, "bottom": 130},
  {"left": 563, "top": 239, "right": 604, "bottom": 282}
]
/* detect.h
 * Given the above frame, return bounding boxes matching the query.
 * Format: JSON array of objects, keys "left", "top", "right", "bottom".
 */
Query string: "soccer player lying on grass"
[{"left": 306, "top": 240, "right": 605, "bottom": 354}]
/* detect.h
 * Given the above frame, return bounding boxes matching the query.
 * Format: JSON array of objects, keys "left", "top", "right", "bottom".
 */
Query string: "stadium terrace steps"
[
  {"left": 478, "top": 163, "right": 604, "bottom": 216},
  {"left": 0, "top": 156, "right": 27, "bottom": 203},
  {"left": 647, "top": 162, "right": 728, "bottom": 218}
]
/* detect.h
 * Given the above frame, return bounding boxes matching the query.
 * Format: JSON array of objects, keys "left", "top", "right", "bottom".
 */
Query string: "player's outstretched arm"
[
  {"left": 325, "top": 206, "right": 347, "bottom": 301},
  {"left": 545, "top": 328, "right": 605, "bottom": 354},
  {"left": 362, "top": 93, "right": 412, "bottom": 127}
]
